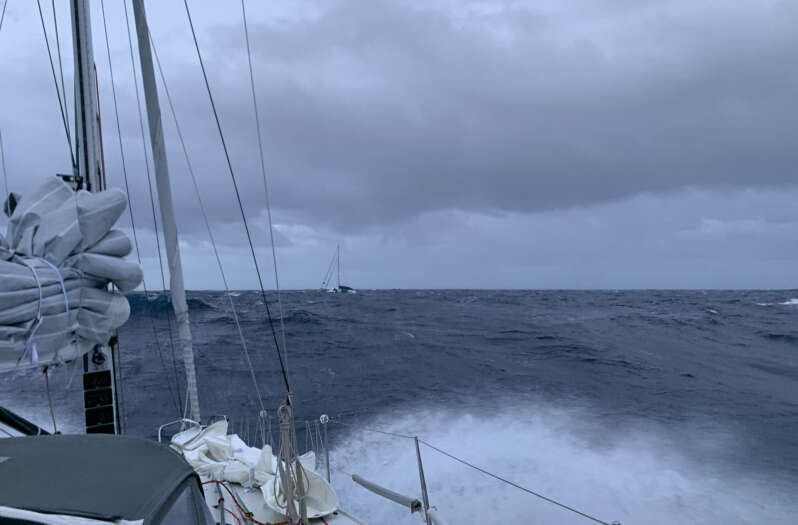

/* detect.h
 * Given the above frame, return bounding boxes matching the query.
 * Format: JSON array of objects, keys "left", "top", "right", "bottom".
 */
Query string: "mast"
[
  {"left": 131, "top": 0, "right": 201, "bottom": 423},
  {"left": 337, "top": 244, "right": 341, "bottom": 288},
  {"left": 70, "top": 0, "right": 123, "bottom": 434},
  {"left": 70, "top": 0, "right": 102, "bottom": 191}
]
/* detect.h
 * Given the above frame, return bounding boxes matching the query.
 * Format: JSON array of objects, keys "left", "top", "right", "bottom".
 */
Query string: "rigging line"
[
  {"left": 35, "top": 0, "right": 75, "bottom": 169},
  {"left": 328, "top": 248, "right": 337, "bottom": 285},
  {"left": 42, "top": 367, "right": 57, "bottom": 434},
  {"left": 122, "top": 0, "right": 166, "bottom": 294},
  {"left": 99, "top": 0, "right": 142, "bottom": 272},
  {"left": 149, "top": 32, "right": 267, "bottom": 414},
  {"left": 0, "top": 0, "right": 7, "bottom": 36},
  {"left": 240, "top": 0, "right": 289, "bottom": 379},
  {"left": 101, "top": 0, "right": 181, "bottom": 416},
  {"left": 332, "top": 465, "right": 354, "bottom": 478},
  {"left": 182, "top": 381, "right": 189, "bottom": 421},
  {"left": 123, "top": 0, "right": 184, "bottom": 413},
  {"left": 362, "top": 427, "right": 414, "bottom": 439},
  {"left": 0, "top": 128, "right": 8, "bottom": 206},
  {"left": 111, "top": 330, "right": 127, "bottom": 434},
  {"left": 418, "top": 439, "right": 612, "bottom": 525},
  {"left": 50, "top": 0, "right": 69, "bottom": 142},
  {"left": 331, "top": 419, "right": 416, "bottom": 440},
  {"left": 321, "top": 249, "right": 336, "bottom": 289},
  {"left": 182, "top": 0, "right": 290, "bottom": 394}
]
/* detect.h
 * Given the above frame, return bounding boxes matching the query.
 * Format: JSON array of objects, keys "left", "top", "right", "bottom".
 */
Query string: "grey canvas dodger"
[{"left": 0, "top": 435, "right": 195, "bottom": 521}]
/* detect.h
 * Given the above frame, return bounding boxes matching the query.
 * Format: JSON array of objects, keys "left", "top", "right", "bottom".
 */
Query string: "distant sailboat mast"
[{"left": 320, "top": 244, "right": 355, "bottom": 293}]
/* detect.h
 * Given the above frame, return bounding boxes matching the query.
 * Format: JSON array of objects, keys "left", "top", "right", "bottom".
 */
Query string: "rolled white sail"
[
  {"left": 132, "top": 0, "right": 201, "bottom": 423},
  {"left": 0, "top": 178, "right": 142, "bottom": 371}
]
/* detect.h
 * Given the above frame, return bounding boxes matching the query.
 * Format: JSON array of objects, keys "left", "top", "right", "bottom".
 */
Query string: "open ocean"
[{"left": 3, "top": 289, "right": 797, "bottom": 523}]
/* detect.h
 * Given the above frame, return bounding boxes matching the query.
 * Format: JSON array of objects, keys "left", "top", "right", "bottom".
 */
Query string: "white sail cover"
[
  {"left": 0, "top": 178, "right": 143, "bottom": 371},
  {"left": 172, "top": 421, "right": 340, "bottom": 522}
]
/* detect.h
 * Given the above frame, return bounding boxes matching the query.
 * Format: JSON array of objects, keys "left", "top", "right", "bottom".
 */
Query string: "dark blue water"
[{"left": 4, "top": 290, "right": 798, "bottom": 523}]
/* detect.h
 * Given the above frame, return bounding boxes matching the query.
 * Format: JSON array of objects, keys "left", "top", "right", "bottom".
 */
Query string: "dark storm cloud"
[
  {"left": 5, "top": 0, "right": 797, "bottom": 235},
  {"left": 3, "top": 1, "right": 798, "bottom": 289},
  {"left": 133, "top": 0, "right": 798, "bottom": 234}
]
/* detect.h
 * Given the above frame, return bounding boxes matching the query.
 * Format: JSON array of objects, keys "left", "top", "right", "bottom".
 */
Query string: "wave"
[
  {"left": 126, "top": 293, "right": 217, "bottom": 314},
  {"left": 760, "top": 332, "right": 798, "bottom": 344},
  {"left": 756, "top": 298, "right": 798, "bottom": 306},
  {"left": 331, "top": 407, "right": 797, "bottom": 524},
  {"left": 278, "top": 309, "right": 325, "bottom": 325},
  {"left": 187, "top": 297, "right": 216, "bottom": 311},
  {"left": 127, "top": 293, "right": 171, "bottom": 314}
]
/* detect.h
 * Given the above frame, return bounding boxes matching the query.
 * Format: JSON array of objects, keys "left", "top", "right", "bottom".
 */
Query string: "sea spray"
[{"left": 331, "top": 407, "right": 797, "bottom": 524}]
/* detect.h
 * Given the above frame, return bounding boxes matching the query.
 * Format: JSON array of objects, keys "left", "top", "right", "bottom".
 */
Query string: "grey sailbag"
[{"left": 0, "top": 177, "right": 142, "bottom": 371}]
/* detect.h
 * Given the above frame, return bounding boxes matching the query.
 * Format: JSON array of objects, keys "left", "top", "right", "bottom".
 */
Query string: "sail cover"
[
  {"left": 172, "top": 421, "right": 340, "bottom": 521},
  {"left": 0, "top": 178, "right": 143, "bottom": 371}
]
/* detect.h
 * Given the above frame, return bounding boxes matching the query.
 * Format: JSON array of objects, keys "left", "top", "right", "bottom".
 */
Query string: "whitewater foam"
[
  {"left": 755, "top": 298, "right": 798, "bottom": 306},
  {"left": 330, "top": 407, "right": 796, "bottom": 524}
]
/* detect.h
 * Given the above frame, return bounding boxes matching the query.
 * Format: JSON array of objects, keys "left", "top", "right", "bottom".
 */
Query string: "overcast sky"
[{"left": 1, "top": 0, "right": 797, "bottom": 289}]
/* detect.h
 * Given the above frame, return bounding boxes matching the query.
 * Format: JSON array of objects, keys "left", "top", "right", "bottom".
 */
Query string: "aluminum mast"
[
  {"left": 70, "top": 0, "right": 102, "bottom": 191},
  {"left": 70, "top": 0, "right": 123, "bottom": 434}
]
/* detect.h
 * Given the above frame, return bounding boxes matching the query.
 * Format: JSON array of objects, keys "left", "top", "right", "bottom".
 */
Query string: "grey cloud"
[
  {"left": 10, "top": 0, "right": 798, "bottom": 234},
  {"left": 169, "top": 0, "right": 798, "bottom": 233},
  {"left": 2, "top": 1, "right": 798, "bottom": 289}
]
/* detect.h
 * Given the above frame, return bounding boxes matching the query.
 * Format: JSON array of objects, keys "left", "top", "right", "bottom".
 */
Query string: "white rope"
[
  {"left": 37, "top": 257, "right": 68, "bottom": 313},
  {"left": 37, "top": 257, "right": 69, "bottom": 363},
  {"left": 16, "top": 259, "right": 70, "bottom": 366},
  {"left": 19, "top": 261, "right": 44, "bottom": 365}
]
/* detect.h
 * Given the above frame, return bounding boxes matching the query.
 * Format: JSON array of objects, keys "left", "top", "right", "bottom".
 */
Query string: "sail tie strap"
[
  {"left": 247, "top": 467, "right": 255, "bottom": 490},
  {"left": 17, "top": 258, "right": 69, "bottom": 365},
  {"left": 19, "top": 260, "right": 44, "bottom": 365},
  {"left": 39, "top": 257, "right": 69, "bottom": 364},
  {"left": 38, "top": 257, "right": 69, "bottom": 315}
]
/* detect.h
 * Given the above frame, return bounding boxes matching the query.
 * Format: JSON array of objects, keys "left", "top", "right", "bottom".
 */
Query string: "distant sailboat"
[{"left": 321, "top": 244, "right": 356, "bottom": 294}]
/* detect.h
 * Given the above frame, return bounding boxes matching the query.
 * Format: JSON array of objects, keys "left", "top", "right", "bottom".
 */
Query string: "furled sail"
[
  {"left": 0, "top": 177, "right": 143, "bottom": 371},
  {"left": 171, "top": 420, "right": 340, "bottom": 522}
]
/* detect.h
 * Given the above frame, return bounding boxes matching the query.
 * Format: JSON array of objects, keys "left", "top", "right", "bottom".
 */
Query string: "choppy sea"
[{"left": 3, "top": 289, "right": 797, "bottom": 523}]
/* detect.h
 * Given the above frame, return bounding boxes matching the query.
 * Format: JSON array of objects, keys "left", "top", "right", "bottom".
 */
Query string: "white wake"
[{"left": 330, "top": 406, "right": 796, "bottom": 524}]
